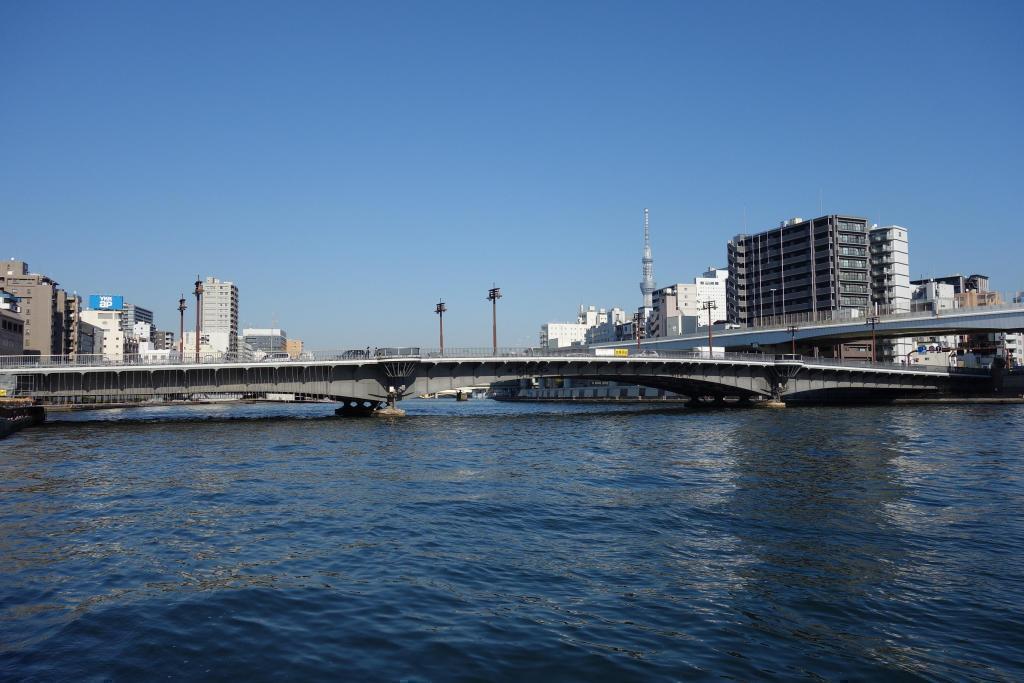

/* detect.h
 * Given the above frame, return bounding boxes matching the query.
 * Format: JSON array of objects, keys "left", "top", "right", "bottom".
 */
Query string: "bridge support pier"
[
  {"left": 374, "top": 390, "right": 407, "bottom": 417},
  {"left": 758, "top": 399, "right": 786, "bottom": 409}
]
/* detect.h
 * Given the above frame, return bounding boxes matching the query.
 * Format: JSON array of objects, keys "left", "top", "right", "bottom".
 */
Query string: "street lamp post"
[
  {"left": 787, "top": 325, "right": 798, "bottom": 355},
  {"left": 702, "top": 300, "right": 717, "bottom": 356},
  {"left": 177, "top": 295, "right": 187, "bottom": 358},
  {"left": 866, "top": 315, "right": 880, "bottom": 363},
  {"left": 435, "top": 300, "right": 447, "bottom": 355},
  {"left": 487, "top": 287, "right": 501, "bottom": 355},
  {"left": 193, "top": 276, "right": 203, "bottom": 362}
]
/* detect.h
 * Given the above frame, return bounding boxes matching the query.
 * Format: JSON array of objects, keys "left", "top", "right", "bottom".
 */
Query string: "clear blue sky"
[{"left": 3, "top": 1, "right": 1021, "bottom": 348}]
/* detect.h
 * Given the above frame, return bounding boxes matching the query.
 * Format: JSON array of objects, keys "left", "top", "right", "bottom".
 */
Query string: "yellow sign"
[
  {"left": 0, "top": 389, "right": 7, "bottom": 397},
  {"left": 613, "top": 348, "right": 629, "bottom": 357}
]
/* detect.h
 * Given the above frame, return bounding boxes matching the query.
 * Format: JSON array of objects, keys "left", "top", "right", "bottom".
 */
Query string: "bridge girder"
[{"left": 5, "top": 355, "right": 989, "bottom": 406}]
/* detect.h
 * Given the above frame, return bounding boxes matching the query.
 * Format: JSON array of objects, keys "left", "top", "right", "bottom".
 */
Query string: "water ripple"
[{"left": 1, "top": 401, "right": 1022, "bottom": 680}]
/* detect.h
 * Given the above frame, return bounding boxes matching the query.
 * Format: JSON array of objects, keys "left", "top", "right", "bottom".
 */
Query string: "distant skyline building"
[
  {"left": 726, "top": 215, "right": 874, "bottom": 326},
  {"left": 243, "top": 327, "right": 287, "bottom": 354},
  {"left": 65, "top": 295, "right": 101, "bottom": 358},
  {"left": 650, "top": 267, "right": 728, "bottom": 338},
  {"left": 151, "top": 330, "right": 175, "bottom": 351},
  {"left": 869, "top": 225, "right": 913, "bottom": 361},
  {"left": 200, "top": 276, "right": 239, "bottom": 354},
  {"left": 80, "top": 308, "right": 132, "bottom": 362},
  {"left": 911, "top": 273, "right": 991, "bottom": 296},
  {"left": 870, "top": 226, "right": 911, "bottom": 313},
  {"left": 584, "top": 307, "right": 629, "bottom": 344},
  {"left": 0, "top": 259, "right": 70, "bottom": 357},
  {"left": 639, "top": 208, "right": 656, "bottom": 309},
  {"left": 285, "top": 338, "right": 303, "bottom": 359},
  {"left": 120, "top": 303, "right": 154, "bottom": 337},
  {"left": 0, "top": 289, "right": 25, "bottom": 355},
  {"left": 539, "top": 322, "right": 587, "bottom": 349},
  {"left": 541, "top": 305, "right": 624, "bottom": 349}
]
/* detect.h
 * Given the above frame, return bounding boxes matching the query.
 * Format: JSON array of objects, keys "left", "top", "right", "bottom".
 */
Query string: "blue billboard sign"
[{"left": 88, "top": 294, "right": 124, "bottom": 311}]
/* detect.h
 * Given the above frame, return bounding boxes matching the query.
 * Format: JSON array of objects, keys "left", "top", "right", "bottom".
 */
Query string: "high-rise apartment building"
[
  {"left": 0, "top": 260, "right": 70, "bottom": 357},
  {"left": 868, "top": 225, "right": 913, "bottom": 361},
  {"left": 695, "top": 267, "right": 729, "bottom": 322},
  {"left": 121, "top": 303, "right": 154, "bottom": 337},
  {"left": 869, "top": 226, "right": 911, "bottom": 312},
  {"left": 64, "top": 295, "right": 101, "bottom": 358},
  {"left": 727, "top": 215, "right": 873, "bottom": 326},
  {"left": 200, "top": 276, "right": 239, "bottom": 354}
]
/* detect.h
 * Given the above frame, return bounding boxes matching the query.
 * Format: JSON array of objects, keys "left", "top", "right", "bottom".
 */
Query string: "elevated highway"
[
  {"left": 0, "top": 348, "right": 999, "bottom": 413},
  {"left": 622, "top": 303, "right": 1024, "bottom": 352}
]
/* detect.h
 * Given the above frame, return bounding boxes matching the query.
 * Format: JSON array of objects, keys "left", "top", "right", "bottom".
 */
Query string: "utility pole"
[
  {"left": 788, "top": 325, "right": 799, "bottom": 355},
  {"left": 194, "top": 276, "right": 203, "bottom": 362},
  {"left": 487, "top": 286, "right": 501, "bottom": 354},
  {"left": 177, "top": 294, "right": 187, "bottom": 359},
  {"left": 435, "top": 300, "right": 446, "bottom": 355},
  {"left": 702, "top": 300, "right": 717, "bottom": 356},
  {"left": 866, "top": 315, "right": 880, "bottom": 363}
]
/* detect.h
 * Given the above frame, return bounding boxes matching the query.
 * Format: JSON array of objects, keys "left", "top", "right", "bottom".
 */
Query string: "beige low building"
[{"left": 285, "top": 338, "right": 303, "bottom": 358}]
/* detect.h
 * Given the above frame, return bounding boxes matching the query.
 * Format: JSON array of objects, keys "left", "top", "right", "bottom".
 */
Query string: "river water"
[{"left": 1, "top": 400, "right": 1022, "bottom": 681}]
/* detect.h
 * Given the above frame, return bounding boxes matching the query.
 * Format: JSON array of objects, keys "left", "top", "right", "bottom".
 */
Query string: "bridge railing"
[{"left": 800, "top": 355, "right": 985, "bottom": 374}]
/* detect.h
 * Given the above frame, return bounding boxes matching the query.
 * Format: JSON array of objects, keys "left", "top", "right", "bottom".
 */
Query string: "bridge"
[
  {"left": 625, "top": 303, "right": 1024, "bottom": 352},
  {"left": 0, "top": 348, "right": 1001, "bottom": 415}
]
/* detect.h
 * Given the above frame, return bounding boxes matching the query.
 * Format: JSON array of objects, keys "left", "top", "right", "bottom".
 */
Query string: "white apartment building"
[
  {"left": 650, "top": 267, "right": 729, "bottom": 338},
  {"left": 541, "top": 305, "right": 627, "bottom": 349},
  {"left": 870, "top": 226, "right": 911, "bottom": 312},
  {"left": 200, "top": 276, "right": 239, "bottom": 354},
  {"left": 584, "top": 308, "right": 629, "bottom": 344},
  {"left": 869, "top": 226, "right": 913, "bottom": 361},
  {"left": 132, "top": 321, "right": 152, "bottom": 342},
  {"left": 695, "top": 267, "right": 728, "bottom": 325},
  {"left": 912, "top": 282, "right": 957, "bottom": 313},
  {"left": 180, "top": 330, "right": 236, "bottom": 360},
  {"left": 540, "top": 322, "right": 588, "bottom": 349}
]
